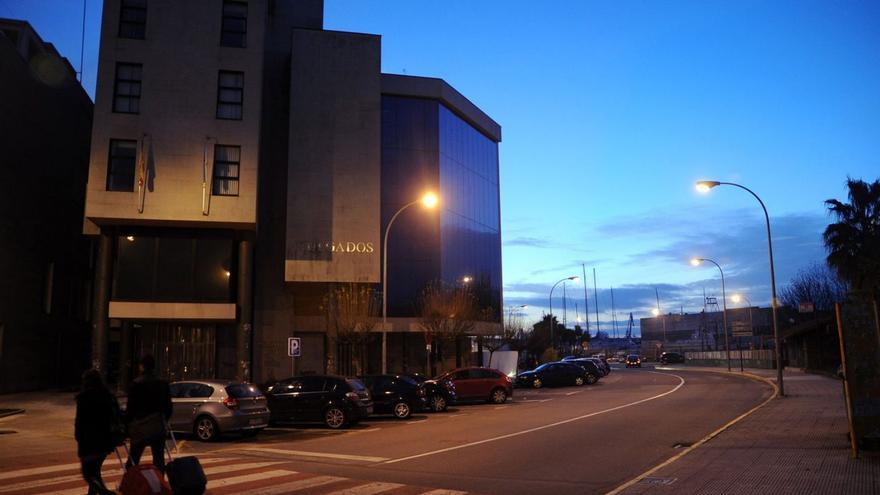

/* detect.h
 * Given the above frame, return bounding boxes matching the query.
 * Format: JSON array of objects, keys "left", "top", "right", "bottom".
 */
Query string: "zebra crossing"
[{"left": 0, "top": 456, "right": 472, "bottom": 495}]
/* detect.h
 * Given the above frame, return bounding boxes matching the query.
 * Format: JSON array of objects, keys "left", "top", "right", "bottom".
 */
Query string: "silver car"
[{"left": 168, "top": 380, "right": 269, "bottom": 441}]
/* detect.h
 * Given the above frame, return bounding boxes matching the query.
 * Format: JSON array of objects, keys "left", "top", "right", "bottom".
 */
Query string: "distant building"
[
  {"left": 0, "top": 19, "right": 94, "bottom": 393},
  {"left": 83, "top": 0, "right": 502, "bottom": 385},
  {"left": 639, "top": 307, "right": 773, "bottom": 359}
]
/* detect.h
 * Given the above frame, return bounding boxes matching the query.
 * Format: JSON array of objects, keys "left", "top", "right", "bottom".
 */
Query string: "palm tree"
[{"left": 823, "top": 177, "right": 880, "bottom": 295}]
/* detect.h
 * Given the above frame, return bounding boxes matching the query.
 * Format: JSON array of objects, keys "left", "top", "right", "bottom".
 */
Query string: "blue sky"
[{"left": 4, "top": 0, "right": 878, "bottom": 335}]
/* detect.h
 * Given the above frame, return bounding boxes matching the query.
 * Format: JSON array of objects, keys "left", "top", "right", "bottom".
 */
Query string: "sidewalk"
[{"left": 614, "top": 367, "right": 880, "bottom": 494}]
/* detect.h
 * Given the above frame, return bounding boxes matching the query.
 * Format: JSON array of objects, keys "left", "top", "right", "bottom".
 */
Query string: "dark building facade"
[
  {"left": 0, "top": 20, "right": 94, "bottom": 393},
  {"left": 79, "top": 1, "right": 501, "bottom": 387}
]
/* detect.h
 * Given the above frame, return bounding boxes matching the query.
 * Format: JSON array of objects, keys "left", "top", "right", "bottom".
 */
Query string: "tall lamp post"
[
  {"left": 697, "top": 180, "right": 783, "bottom": 396},
  {"left": 382, "top": 192, "right": 438, "bottom": 374},
  {"left": 732, "top": 293, "right": 753, "bottom": 372},
  {"left": 549, "top": 276, "right": 579, "bottom": 350},
  {"left": 691, "top": 257, "right": 731, "bottom": 371}
]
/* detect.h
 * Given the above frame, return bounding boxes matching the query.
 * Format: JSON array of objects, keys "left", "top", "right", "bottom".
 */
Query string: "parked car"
[
  {"left": 625, "top": 354, "right": 642, "bottom": 368},
  {"left": 403, "top": 373, "right": 457, "bottom": 412},
  {"left": 265, "top": 375, "right": 373, "bottom": 429},
  {"left": 660, "top": 352, "right": 685, "bottom": 364},
  {"left": 562, "top": 355, "right": 610, "bottom": 375},
  {"left": 168, "top": 380, "right": 269, "bottom": 442},
  {"left": 516, "top": 362, "right": 592, "bottom": 388},
  {"left": 562, "top": 359, "right": 603, "bottom": 383},
  {"left": 358, "top": 374, "right": 426, "bottom": 419},
  {"left": 436, "top": 367, "right": 513, "bottom": 404}
]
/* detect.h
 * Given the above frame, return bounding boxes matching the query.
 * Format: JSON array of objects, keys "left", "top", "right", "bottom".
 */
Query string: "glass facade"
[{"left": 381, "top": 96, "right": 501, "bottom": 318}]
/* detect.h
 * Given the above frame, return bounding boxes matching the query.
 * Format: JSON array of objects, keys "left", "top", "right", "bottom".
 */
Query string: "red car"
[{"left": 437, "top": 367, "right": 513, "bottom": 404}]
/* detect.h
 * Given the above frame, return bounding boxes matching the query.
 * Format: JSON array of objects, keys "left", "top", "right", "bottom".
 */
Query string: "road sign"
[
  {"left": 731, "top": 321, "right": 752, "bottom": 337},
  {"left": 288, "top": 337, "right": 301, "bottom": 357}
]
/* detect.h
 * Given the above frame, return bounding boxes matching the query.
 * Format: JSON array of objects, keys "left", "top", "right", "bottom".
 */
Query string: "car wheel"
[
  {"left": 324, "top": 406, "right": 347, "bottom": 429},
  {"left": 194, "top": 416, "right": 218, "bottom": 442},
  {"left": 586, "top": 373, "right": 598, "bottom": 385},
  {"left": 490, "top": 387, "right": 507, "bottom": 404},
  {"left": 532, "top": 378, "right": 543, "bottom": 389},
  {"left": 393, "top": 401, "right": 412, "bottom": 419},
  {"left": 430, "top": 394, "right": 448, "bottom": 413},
  {"left": 574, "top": 376, "right": 585, "bottom": 386}
]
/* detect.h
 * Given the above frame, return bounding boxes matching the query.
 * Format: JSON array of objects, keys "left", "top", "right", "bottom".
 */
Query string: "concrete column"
[
  {"left": 91, "top": 232, "right": 112, "bottom": 378},
  {"left": 237, "top": 238, "right": 254, "bottom": 382}
]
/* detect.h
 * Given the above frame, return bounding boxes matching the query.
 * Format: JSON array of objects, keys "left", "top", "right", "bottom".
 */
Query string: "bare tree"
[
  {"left": 323, "top": 283, "right": 379, "bottom": 375},
  {"left": 778, "top": 262, "right": 848, "bottom": 312},
  {"left": 418, "top": 281, "right": 478, "bottom": 372}
]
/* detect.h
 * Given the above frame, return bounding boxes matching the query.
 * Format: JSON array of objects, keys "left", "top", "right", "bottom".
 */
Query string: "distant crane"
[{"left": 625, "top": 312, "right": 634, "bottom": 340}]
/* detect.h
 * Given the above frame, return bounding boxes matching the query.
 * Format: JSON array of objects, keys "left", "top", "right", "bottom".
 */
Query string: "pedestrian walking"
[
  {"left": 75, "top": 369, "right": 123, "bottom": 495},
  {"left": 126, "top": 355, "right": 172, "bottom": 473}
]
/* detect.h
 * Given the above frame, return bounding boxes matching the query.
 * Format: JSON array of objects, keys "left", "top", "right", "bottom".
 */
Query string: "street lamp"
[
  {"left": 462, "top": 276, "right": 473, "bottom": 284},
  {"left": 691, "top": 257, "right": 731, "bottom": 371},
  {"left": 696, "top": 180, "right": 783, "bottom": 395},
  {"left": 549, "top": 276, "right": 579, "bottom": 350},
  {"left": 732, "top": 293, "right": 753, "bottom": 372},
  {"left": 382, "top": 191, "right": 439, "bottom": 373}
]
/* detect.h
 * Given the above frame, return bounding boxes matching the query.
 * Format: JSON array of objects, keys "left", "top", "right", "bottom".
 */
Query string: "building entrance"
[{"left": 131, "top": 322, "right": 217, "bottom": 381}]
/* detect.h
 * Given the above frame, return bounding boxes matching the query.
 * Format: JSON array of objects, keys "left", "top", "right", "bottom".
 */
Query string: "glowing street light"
[
  {"left": 462, "top": 276, "right": 473, "bottom": 284},
  {"left": 695, "top": 179, "right": 783, "bottom": 395},
  {"left": 691, "top": 257, "right": 731, "bottom": 371},
  {"left": 382, "top": 191, "right": 440, "bottom": 373}
]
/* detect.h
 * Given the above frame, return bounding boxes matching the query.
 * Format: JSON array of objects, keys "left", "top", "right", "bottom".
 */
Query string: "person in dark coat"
[
  {"left": 75, "top": 369, "right": 120, "bottom": 495},
  {"left": 126, "top": 354, "right": 173, "bottom": 473}
]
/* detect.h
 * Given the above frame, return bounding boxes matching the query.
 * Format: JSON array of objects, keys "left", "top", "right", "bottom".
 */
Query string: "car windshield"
[
  {"left": 627, "top": 355, "right": 639, "bottom": 360},
  {"left": 225, "top": 383, "right": 262, "bottom": 398}
]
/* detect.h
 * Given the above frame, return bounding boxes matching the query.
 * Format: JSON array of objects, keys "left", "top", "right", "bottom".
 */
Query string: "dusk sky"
[{"left": 4, "top": 0, "right": 878, "bottom": 335}]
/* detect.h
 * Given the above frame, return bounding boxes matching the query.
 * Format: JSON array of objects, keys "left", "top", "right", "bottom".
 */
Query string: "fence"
[{"left": 684, "top": 349, "right": 776, "bottom": 369}]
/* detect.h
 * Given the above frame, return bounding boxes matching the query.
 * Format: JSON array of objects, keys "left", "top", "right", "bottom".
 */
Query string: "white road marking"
[
  {"left": 324, "top": 481, "right": 405, "bottom": 494},
  {"left": 516, "top": 398, "right": 553, "bottom": 403},
  {"left": 381, "top": 373, "right": 686, "bottom": 465},
  {"left": 242, "top": 447, "right": 389, "bottom": 463},
  {"left": 0, "top": 462, "right": 82, "bottom": 481},
  {"left": 207, "top": 469, "right": 294, "bottom": 489},
  {"left": 565, "top": 391, "right": 583, "bottom": 396},
  {"left": 248, "top": 475, "right": 346, "bottom": 494}
]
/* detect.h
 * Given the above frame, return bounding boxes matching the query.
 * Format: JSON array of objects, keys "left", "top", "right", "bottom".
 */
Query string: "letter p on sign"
[{"left": 288, "top": 337, "right": 301, "bottom": 357}]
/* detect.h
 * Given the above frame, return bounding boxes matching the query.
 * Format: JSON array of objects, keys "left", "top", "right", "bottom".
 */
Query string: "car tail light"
[
  {"left": 222, "top": 397, "right": 238, "bottom": 409},
  {"left": 345, "top": 391, "right": 359, "bottom": 401}
]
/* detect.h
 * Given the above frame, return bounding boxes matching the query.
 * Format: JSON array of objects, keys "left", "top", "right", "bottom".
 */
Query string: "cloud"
[{"left": 503, "top": 236, "right": 552, "bottom": 248}]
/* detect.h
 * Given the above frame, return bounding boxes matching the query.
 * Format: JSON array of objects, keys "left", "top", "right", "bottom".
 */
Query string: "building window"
[
  {"left": 107, "top": 139, "right": 137, "bottom": 191},
  {"left": 216, "top": 71, "right": 243, "bottom": 120},
  {"left": 118, "top": 0, "right": 147, "bottom": 39},
  {"left": 113, "top": 63, "right": 142, "bottom": 114},
  {"left": 220, "top": 0, "right": 247, "bottom": 47},
  {"left": 212, "top": 145, "right": 240, "bottom": 196}
]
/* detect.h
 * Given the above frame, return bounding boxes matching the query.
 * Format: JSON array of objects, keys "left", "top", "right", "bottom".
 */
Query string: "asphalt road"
[{"left": 0, "top": 366, "right": 772, "bottom": 494}]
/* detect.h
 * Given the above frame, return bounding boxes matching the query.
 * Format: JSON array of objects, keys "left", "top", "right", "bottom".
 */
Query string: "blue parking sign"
[{"left": 288, "top": 337, "right": 301, "bottom": 357}]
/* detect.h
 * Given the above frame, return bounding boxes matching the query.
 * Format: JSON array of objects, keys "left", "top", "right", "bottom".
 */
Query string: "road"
[{"left": 0, "top": 366, "right": 771, "bottom": 494}]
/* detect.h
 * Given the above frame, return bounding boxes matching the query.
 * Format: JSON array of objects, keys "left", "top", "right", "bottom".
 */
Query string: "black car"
[
  {"left": 562, "top": 359, "right": 603, "bottom": 383},
  {"left": 358, "top": 374, "right": 426, "bottom": 419},
  {"left": 265, "top": 375, "right": 373, "bottom": 429},
  {"left": 563, "top": 356, "right": 610, "bottom": 376},
  {"left": 660, "top": 352, "right": 685, "bottom": 364},
  {"left": 403, "top": 373, "right": 457, "bottom": 412},
  {"left": 516, "top": 362, "right": 592, "bottom": 388}
]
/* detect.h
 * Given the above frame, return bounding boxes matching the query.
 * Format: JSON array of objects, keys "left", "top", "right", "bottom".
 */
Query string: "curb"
[
  {"left": 604, "top": 368, "right": 778, "bottom": 495},
  {"left": 0, "top": 409, "right": 25, "bottom": 419}
]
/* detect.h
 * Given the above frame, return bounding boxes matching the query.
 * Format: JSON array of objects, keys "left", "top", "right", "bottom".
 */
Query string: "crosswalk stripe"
[
  {"left": 0, "top": 462, "right": 82, "bottom": 481},
  {"left": 207, "top": 469, "right": 294, "bottom": 489},
  {"left": 324, "top": 481, "right": 405, "bottom": 495},
  {"left": 28, "top": 460, "right": 278, "bottom": 495},
  {"left": 242, "top": 447, "right": 389, "bottom": 463},
  {"left": 247, "top": 475, "right": 347, "bottom": 494}
]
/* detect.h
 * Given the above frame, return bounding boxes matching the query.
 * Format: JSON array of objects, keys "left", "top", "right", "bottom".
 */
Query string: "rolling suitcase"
[
  {"left": 114, "top": 443, "right": 172, "bottom": 495},
  {"left": 164, "top": 424, "right": 207, "bottom": 495}
]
